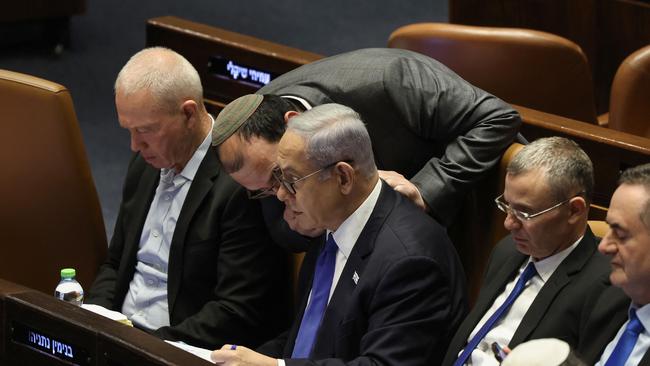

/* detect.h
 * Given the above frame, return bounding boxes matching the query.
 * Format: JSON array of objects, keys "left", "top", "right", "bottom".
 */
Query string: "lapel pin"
[{"left": 352, "top": 271, "right": 359, "bottom": 284}]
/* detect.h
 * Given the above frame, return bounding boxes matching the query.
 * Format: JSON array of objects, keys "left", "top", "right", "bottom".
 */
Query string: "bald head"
[{"left": 114, "top": 47, "right": 204, "bottom": 112}]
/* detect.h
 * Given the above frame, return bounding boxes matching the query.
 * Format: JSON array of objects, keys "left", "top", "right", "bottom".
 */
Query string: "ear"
[
  {"left": 334, "top": 162, "right": 355, "bottom": 195},
  {"left": 567, "top": 196, "right": 588, "bottom": 224},
  {"left": 181, "top": 100, "right": 198, "bottom": 126},
  {"left": 283, "top": 110, "right": 300, "bottom": 123}
]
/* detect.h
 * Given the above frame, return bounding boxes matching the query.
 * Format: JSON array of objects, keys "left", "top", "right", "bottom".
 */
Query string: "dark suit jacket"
[
  {"left": 258, "top": 182, "right": 468, "bottom": 366},
  {"left": 443, "top": 228, "right": 627, "bottom": 365},
  {"left": 87, "top": 147, "right": 291, "bottom": 349},
  {"left": 580, "top": 284, "right": 630, "bottom": 363},
  {"left": 258, "top": 48, "right": 521, "bottom": 227}
]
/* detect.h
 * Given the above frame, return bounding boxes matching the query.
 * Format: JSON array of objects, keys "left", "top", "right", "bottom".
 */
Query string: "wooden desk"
[
  {"left": 146, "top": 16, "right": 322, "bottom": 112},
  {"left": 0, "top": 279, "right": 212, "bottom": 366}
]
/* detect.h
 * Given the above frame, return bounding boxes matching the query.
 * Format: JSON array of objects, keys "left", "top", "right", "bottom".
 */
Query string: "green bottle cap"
[{"left": 60, "top": 268, "right": 76, "bottom": 279}]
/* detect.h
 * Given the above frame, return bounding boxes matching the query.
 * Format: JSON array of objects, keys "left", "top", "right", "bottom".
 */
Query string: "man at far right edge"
[
  {"left": 443, "top": 136, "right": 627, "bottom": 366},
  {"left": 595, "top": 163, "right": 650, "bottom": 366}
]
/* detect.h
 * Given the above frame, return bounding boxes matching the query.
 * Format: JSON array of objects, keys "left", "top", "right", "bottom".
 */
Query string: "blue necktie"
[
  {"left": 292, "top": 233, "right": 338, "bottom": 358},
  {"left": 453, "top": 262, "right": 538, "bottom": 366},
  {"left": 605, "top": 309, "right": 645, "bottom": 366}
]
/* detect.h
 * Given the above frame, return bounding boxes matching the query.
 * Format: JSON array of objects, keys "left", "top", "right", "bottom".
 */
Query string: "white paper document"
[
  {"left": 165, "top": 340, "right": 215, "bottom": 363},
  {"left": 81, "top": 304, "right": 132, "bottom": 325}
]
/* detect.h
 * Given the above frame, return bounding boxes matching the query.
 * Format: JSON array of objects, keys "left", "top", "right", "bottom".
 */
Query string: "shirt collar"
[
  {"left": 328, "top": 179, "right": 382, "bottom": 260},
  {"left": 527, "top": 235, "right": 583, "bottom": 283},
  {"left": 631, "top": 303, "right": 650, "bottom": 333},
  {"left": 160, "top": 115, "right": 214, "bottom": 183},
  {"left": 281, "top": 95, "right": 312, "bottom": 111}
]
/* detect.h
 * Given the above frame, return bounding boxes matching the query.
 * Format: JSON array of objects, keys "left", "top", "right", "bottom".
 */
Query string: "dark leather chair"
[
  {"left": 606, "top": 44, "right": 650, "bottom": 138},
  {"left": 0, "top": 69, "right": 107, "bottom": 295},
  {"left": 388, "top": 23, "right": 599, "bottom": 124}
]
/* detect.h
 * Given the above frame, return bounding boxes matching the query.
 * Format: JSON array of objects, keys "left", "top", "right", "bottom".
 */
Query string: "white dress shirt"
[
  {"left": 281, "top": 95, "right": 312, "bottom": 111},
  {"left": 461, "top": 236, "right": 582, "bottom": 366},
  {"left": 596, "top": 303, "right": 650, "bottom": 366},
  {"left": 121, "top": 117, "right": 213, "bottom": 330},
  {"left": 278, "top": 179, "right": 382, "bottom": 366}
]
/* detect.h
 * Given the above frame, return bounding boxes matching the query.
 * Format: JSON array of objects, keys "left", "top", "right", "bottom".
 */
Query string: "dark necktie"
[
  {"left": 291, "top": 233, "right": 338, "bottom": 358},
  {"left": 604, "top": 309, "right": 645, "bottom": 366},
  {"left": 453, "top": 262, "right": 538, "bottom": 366}
]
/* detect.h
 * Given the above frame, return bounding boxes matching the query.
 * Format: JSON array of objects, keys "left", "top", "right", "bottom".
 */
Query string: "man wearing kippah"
[
  {"left": 86, "top": 47, "right": 290, "bottom": 349},
  {"left": 212, "top": 48, "right": 521, "bottom": 250}
]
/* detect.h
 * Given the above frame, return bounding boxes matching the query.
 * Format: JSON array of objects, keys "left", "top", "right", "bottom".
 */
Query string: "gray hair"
[
  {"left": 287, "top": 103, "right": 376, "bottom": 179},
  {"left": 114, "top": 47, "right": 203, "bottom": 112},
  {"left": 618, "top": 163, "right": 650, "bottom": 229},
  {"left": 508, "top": 137, "right": 594, "bottom": 203}
]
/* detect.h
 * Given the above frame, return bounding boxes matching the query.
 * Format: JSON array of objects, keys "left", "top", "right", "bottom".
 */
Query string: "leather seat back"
[
  {"left": 388, "top": 23, "right": 598, "bottom": 124},
  {"left": 608, "top": 44, "right": 650, "bottom": 138},
  {"left": 0, "top": 69, "right": 107, "bottom": 294}
]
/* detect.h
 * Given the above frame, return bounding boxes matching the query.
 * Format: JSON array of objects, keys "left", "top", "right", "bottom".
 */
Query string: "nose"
[
  {"left": 271, "top": 183, "right": 280, "bottom": 195},
  {"left": 130, "top": 133, "right": 145, "bottom": 152},
  {"left": 503, "top": 210, "right": 522, "bottom": 231},
  {"left": 276, "top": 182, "right": 291, "bottom": 203},
  {"left": 597, "top": 229, "right": 617, "bottom": 255}
]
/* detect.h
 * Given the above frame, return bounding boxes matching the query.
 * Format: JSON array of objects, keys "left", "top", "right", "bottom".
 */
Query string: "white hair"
[
  {"left": 287, "top": 103, "right": 376, "bottom": 179},
  {"left": 114, "top": 47, "right": 203, "bottom": 111}
]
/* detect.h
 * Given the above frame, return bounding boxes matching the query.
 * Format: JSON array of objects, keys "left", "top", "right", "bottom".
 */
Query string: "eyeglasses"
[
  {"left": 276, "top": 160, "right": 351, "bottom": 195},
  {"left": 495, "top": 192, "right": 585, "bottom": 221},
  {"left": 246, "top": 166, "right": 282, "bottom": 200}
]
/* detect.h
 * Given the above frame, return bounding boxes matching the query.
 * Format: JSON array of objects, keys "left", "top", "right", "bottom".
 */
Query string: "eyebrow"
[
  {"left": 130, "top": 121, "right": 159, "bottom": 129},
  {"left": 608, "top": 222, "right": 623, "bottom": 230},
  {"left": 507, "top": 200, "right": 534, "bottom": 212},
  {"left": 279, "top": 165, "right": 299, "bottom": 177}
]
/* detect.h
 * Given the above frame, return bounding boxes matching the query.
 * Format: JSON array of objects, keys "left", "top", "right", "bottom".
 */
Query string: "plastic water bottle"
[{"left": 54, "top": 268, "right": 84, "bottom": 306}]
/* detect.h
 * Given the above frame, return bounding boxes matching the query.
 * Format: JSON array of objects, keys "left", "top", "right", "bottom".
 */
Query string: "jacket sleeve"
[
  {"left": 153, "top": 184, "right": 292, "bottom": 349},
  {"left": 384, "top": 58, "right": 521, "bottom": 226},
  {"left": 85, "top": 154, "right": 143, "bottom": 310},
  {"left": 84, "top": 210, "right": 125, "bottom": 309}
]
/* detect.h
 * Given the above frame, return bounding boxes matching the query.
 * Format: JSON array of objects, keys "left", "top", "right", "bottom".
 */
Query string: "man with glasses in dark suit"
[
  {"left": 211, "top": 103, "right": 468, "bottom": 366},
  {"left": 443, "top": 136, "right": 627, "bottom": 366}
]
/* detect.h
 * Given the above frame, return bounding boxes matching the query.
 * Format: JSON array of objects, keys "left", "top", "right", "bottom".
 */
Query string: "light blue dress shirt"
[
  {"left": 596, "top": 303, "right": 650, "bottom": 366},
  {"left": 121, "top": 119, "right": 213, "bottom": 331}
]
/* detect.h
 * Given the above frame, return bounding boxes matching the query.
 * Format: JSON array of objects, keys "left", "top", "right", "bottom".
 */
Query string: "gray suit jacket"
[
  {"left": 443, "top": 228, "right": 627, "bottom": 365},
  {"left": 259, "top": 48, "right": 521, "bottom": 226}
]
